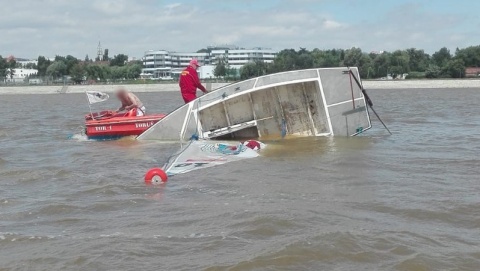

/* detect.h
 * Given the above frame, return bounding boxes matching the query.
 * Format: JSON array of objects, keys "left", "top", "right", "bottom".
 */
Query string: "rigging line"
[
  {"left": 348, "top": 69, "right": 392, "bottom": 135},
  {"left": 367, "top": 106, "right": 392, "bottom": 135},
  {"left": 347, "top": 69, "right": 373, "bottom": 107}
]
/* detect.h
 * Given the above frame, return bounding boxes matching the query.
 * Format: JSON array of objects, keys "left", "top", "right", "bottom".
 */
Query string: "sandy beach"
[{"left": 1, "top": 79, "right": 479, "bottom": 95}]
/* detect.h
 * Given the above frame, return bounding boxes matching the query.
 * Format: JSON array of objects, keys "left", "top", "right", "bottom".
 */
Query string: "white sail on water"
[{"left": 164, "top": 140, "right": 265, "bottom": 176}]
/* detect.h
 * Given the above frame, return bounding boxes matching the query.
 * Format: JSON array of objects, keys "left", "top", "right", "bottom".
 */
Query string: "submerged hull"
[
  {"left": 138, "top": 67, "right": 371, "bottom": 141},
  {"left": 85, "top": 113, "right": 165, "bottom": 140}
]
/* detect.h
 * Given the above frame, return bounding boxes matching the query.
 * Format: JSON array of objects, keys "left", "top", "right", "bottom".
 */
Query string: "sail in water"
[{"left": 164, "top": 140, "right": 265, "bottom": 176}]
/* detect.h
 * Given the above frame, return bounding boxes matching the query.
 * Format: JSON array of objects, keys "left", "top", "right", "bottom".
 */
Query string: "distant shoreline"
[{"left": 1, "top": 79, "right": 479, "bottom": 95}]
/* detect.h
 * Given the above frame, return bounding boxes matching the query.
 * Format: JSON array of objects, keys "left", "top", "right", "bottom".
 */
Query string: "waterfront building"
[
  {"left": 209, "top": 47, "right": 276, "bottom": 70},
  {"left": 141, "top": 46, "right": 277, "bottom": 79},
  {"left": 465, "top": 67, "right": 480, "bottom": 77},
  {"left": 3, "top": 68, "right": 38, "bottom": 83},
  {"left": 17, "top": 58, "right": 39, "bottom": 67}
]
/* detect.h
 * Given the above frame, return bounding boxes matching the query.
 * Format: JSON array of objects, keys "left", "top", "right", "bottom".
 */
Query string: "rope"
[{"left": 348, "top": 69, "right": 392, "bottom": 135}]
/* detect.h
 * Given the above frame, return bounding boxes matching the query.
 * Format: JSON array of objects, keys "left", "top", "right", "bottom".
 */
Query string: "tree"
[
  {"left": 101, "top": 65, "right": 111, "bottom": 80},
  {"left": 110, "top": 54, "right": 128, "bottom": 66},
  {"left": 54, "top": 55, "right": 66, "bottom": 62},
  {"left": 293, "top": 47, "right": 314, "bottom": 69},
  {"left": 0, "top": 56, "right": 7, "bottom": 78},
  {"left": 432, "top": 47, "right": 451, "bottom": 67},
  {"left": 270, "top": 49, "right": 300, "bottom": 72},
  {"left": 226, "top": 67, "right": 238, "bottom": 80},
  {"left": 406, "top": 48, "right": 430, "bottom": 72},
  {"left": 85, "top": 64, "right": 109, "bottom": 81},
  {"left": 240, "top": 63, "right": 258, "bottom": 80},
  {"left": 70, "top": 64, "right": 85, "bottom": 83},
  {"left": 126, "top": 64, "right": 142, "bottom": 79},
  {"left": 214, "top": 58, "right": 227, "bottom": 78},
  {"left": 311, "top": 49, "right": 343, "bottom": 68},
  {"left": 49, "top": 55, "right": 79, "bottom": 75},
  {"left": 85, "top": 54, "right": 90, "bottom": 62},
  {"left": 342, "top": 48, "right": 373, "bottom": 78},
  {"left": 5, "top": 58, "right": 16, "bottom": 79},
  {"left": 443, "top": 59, "right": 465, "bottom": 78},
  {"left": 37, "top": 56, "right": 51, "bottom": 77},
  {"left": 358, "top": 54, "right": 374, "bottom": 78},
  {"left": 389, "top": 50, "right": 410, "bottom": 78},
  {"left": 343, "top": 47, "right": 363, "bottom": 67},
  {"left": 240, "top": 61, "right": 267, "bottom": 80},
  {"left": 372, "top": 52, "right": 391, "bottom": 78},
  {"left": 107, "top": 64, "right": 141, "bottom": 80},
  {"left": 46, "top": 61, "right": 67, "bottom": 79},
  {"left": 389, "top": 66, "right": 404, "bottom": 79},
  {"left": 102, "top": 49, "right": 109, "bottom": 61},
  {"left": 454, "top": 46, "right": 480, "bottom": 67},
  {"left": 65, "top": 55, "right": 79, "bottom": 75},
  {"left": 425, "top": 64, "right": 441, "bottom": 78},
  {"left": 110, "top": 66, "right": 124, "bottom": 80}
]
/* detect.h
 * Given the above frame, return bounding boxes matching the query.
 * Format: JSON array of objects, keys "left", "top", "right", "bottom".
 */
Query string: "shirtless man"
[{"left": 115, "top": 88, "right": 146, "bottom": 116}]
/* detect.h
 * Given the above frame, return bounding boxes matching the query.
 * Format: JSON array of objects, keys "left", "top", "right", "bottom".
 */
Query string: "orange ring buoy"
[{"left": 144, "top": 168, "right": 168, "bottom": 184}]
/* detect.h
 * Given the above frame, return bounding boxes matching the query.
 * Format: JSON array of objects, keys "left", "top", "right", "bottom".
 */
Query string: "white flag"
[{"left": 86, "top": 91, "right": 109, "bottom": 104}]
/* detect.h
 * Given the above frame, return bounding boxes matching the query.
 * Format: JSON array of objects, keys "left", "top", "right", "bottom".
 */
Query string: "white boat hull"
[{"left": 138, "top": 67, "right": 371, "bottom": 141}]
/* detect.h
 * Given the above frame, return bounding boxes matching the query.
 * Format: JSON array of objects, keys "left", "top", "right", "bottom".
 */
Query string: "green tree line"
[
  {"left": 32, "top": 54, "right": 141, "bottom": 83},
  {"left": 239, "top": 46, "right": 480, "bottom": 80}
]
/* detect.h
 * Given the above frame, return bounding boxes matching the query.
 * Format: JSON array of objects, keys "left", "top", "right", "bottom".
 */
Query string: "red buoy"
[
  {"left": 244, "top": 140, "right": 262, "bottom": 150},
  {"left": 144, "top": 168, "right": 168, "bottom": 184}
]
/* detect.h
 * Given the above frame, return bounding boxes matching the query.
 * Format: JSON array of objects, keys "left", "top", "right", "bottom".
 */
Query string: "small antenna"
[{"left": 97, "top": 41, "right": 103, "bottom": 60}]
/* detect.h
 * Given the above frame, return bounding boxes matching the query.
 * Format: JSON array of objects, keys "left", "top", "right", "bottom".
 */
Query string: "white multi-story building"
[
  {"left": 4, "top": 68, "right": 38, "bottom": 83},
  {"left": 141, "top": 46, "right": 277, "bottom": 79},
  {"left": 16, "top": 58, "right": 38, "bottom": 67},
  {"left": 142, "top": 50, "right": 212, "bottom": 79},
  {"left": 210, "top": 47, "right": 276, "bottom": 70},
  {"left": 142, "top": 50, "right": 173, "bottom": 79}
]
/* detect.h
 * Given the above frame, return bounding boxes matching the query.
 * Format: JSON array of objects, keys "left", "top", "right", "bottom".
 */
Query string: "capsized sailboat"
[
  {"left": 138, "top": 67, "right": 371, "bottom": 142},
  {"left": 141, "top": 67, "right": 375, "bottom": 182}
]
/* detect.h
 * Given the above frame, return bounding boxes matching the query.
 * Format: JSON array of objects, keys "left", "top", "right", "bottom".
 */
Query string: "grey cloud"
[{"left": 0, "top": 0, "right": 477, "bottom": 59}]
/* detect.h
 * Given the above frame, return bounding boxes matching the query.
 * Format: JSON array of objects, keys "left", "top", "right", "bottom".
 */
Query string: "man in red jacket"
[{"left": 179, "top": 59, "right": 208, "bottom": 103}]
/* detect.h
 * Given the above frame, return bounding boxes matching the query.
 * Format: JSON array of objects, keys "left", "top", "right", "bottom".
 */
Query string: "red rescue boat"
[{"left": 85, "top": 109, "right": 165, "bottom": 140}]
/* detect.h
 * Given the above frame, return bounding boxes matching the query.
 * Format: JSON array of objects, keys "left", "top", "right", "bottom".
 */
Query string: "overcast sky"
[{"left": 1, "top": 0, "right": 479, "bottom": 59}]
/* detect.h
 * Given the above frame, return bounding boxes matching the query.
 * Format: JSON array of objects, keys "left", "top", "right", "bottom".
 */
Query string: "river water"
[{"left": 1, "top": 89, "right": 479, "bottom": 270}]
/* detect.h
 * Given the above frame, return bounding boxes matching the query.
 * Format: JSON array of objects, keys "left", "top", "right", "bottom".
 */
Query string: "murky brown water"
[{"left": 1, "top": 89, "right": 479, "bottom": 270}]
